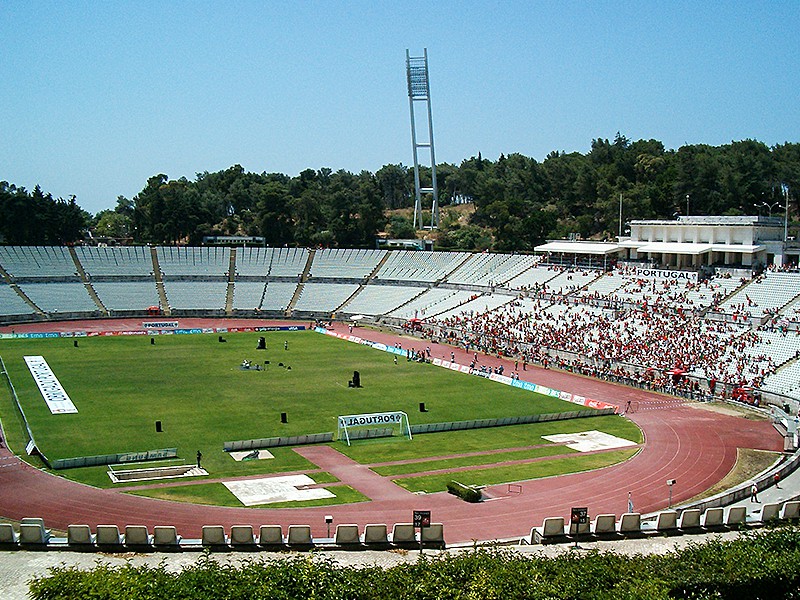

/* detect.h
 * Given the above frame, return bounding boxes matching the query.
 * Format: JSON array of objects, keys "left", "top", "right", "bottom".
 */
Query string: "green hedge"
[
  {"left": 29, "top": 527, "right": 800, "bottom": 599},
  {"left": 446, "top": 480, "right": 483, "bottom": 503}
]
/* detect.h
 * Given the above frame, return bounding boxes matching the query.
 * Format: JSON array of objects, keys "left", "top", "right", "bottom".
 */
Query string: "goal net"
[{"left": 337, "top": 411, "right": 412, "bottom": 446}]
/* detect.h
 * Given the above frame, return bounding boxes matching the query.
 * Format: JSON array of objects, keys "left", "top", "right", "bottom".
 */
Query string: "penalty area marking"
[
  {"left": 223, "top": 474, "right": 334, "bottom": 506},
  {"left": 542, "top": 430, "right": 637, "bottom": 453}
]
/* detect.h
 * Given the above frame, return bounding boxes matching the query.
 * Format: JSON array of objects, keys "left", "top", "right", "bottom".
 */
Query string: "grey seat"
[
  {"left": 153, "top": 526, "right": 181, "bottom": 548},
  {"left": 391, "top": 523, "right": 416, "bottom": 545},
  {"left": 591, "top": 514, "right": 617, "bottom": 537},
  {"left": 531, "top": 517, "right": 566, "bottom": 544},
  {"left": 286, "top": 525, "right": 312, "bottom": 546},
  {"left": 678, "top": 508, "right": 701, "bottom": 530},
  {"left": 0, "top": 523, "right": 18, "bottom": 546},
  {"left": 125, "top": 525, "right": 152, "bottom": 547},
  {"left": 334, "top": 524, "right": 361, "bottom": 546},
  {"left": 96, "top": 525, "right": 123, "bottom": 546},
  {"left": 362, "top": 524, "right": 389, "bottom": 545},
  {"left": 201, "top": 525, "right": 228, "bottom": 547},
  {"left": 258, "top": 525, "right": 284, "bottom": 546},
  {"left": 230, "top": 525, "right": 256, "bottom": 546},
  {"left": 702, "top": 507, "right": 724, "bottom": 529},
  {"left": 618, "top": 513, "right": 642, "bottom": 536},
  {"left": 67, "top": 524, "right": 96, "bottom": 547}
]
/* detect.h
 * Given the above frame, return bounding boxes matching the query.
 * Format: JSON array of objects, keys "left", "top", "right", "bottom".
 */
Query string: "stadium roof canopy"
[{"left": 534, "top": 241, "right": 621, "bottom": 255}]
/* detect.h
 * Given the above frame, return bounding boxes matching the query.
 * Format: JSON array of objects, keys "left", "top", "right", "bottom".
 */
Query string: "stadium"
[{"left": 0, "top": 243, "right": 798, "bottom": 548}]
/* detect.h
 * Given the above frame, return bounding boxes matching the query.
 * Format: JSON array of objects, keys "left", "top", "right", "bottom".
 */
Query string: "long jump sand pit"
[
  {"left": 223, "top": 475, "right": 334, "bottom": 506},
  {"left": 543, "top": 430, "right": 638, "bottom": 453}
]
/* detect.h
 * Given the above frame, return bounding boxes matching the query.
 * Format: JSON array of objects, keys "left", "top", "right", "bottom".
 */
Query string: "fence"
[
  {"left": 50, "top": 448, "right": 178, "bottom": 470},
  {"left": 224, "top": 433, "right": 334, "bottom": 452}
]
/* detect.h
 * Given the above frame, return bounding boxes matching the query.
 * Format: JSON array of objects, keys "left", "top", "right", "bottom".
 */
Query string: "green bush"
[
  {"left": 446, "top": 480, "right": 482, "bottom": 502},
  {"left": 28, "top": 527, "right": 800, "bottom": 600}
]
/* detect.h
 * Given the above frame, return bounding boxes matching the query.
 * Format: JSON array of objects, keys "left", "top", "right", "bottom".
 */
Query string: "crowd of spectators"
[{"left": 416, "top": 266, "right": 800, "bottom": 401}]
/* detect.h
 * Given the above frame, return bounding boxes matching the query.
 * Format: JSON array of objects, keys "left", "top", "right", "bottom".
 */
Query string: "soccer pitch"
[{"left": 0, "top": 329, "right": 641, "bottom": 494}]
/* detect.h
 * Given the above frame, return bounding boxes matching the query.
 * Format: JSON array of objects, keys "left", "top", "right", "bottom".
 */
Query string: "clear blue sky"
[{"left": 2, "top": 1, "right": 798, "bottom": 214}]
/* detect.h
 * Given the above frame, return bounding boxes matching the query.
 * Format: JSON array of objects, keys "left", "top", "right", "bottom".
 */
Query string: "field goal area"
[{"left": 337, "top": 411, "right": 412, "bottom": 446}]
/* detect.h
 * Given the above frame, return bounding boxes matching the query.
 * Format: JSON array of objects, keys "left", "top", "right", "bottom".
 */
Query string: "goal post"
[{"left": 337, "top": 411, "right": 413, "bottom": 446}]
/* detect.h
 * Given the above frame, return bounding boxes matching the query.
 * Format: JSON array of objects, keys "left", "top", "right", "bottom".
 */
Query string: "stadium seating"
[
  {"left": 232, "top": 281, "right": 266, "bottom": 310},
  {"left": 308, "top": 248, "right": 385, "bottom": 279},
  {"left": 390, "top": 523, "right": 416, "bottom": 545},
  {"left": 163, "top": 281, "right": 227, "bottom": 310},
  {"left": 340, "top": 285, "right": 424, "bottom": 316},
  {"left": 75, "top": 246, "right": 153, "bottom": 277},
  {"left": 293, "top": 283, "right": 359, "bottom": 313},
  {"left": 617, "top": 513, "right": 642, "bottom": 536},
  {"left": 375, "top": 251, "right": 470, "bottom": 283},
  {"left": 0, "top": 284, "right": 35, "bottom": 316},
  {"left": 0, "top": 523, "right": 18, "bottom": 546},
  {"left": 157, "top": 247, "right": 230, "bottom": 277},
  {"left": 18, "top": 282, "right": 98, "bottom": 313},
  {"left": 0, "top": 246, "right": 77, "bottom": 279},
  {"left": 230, "top": 525, "right": 256, "bottom": 547},
  {"left": 781, "top": 501, "right": 800, "bottom": 520},
  {"left": 725, "top": 506, "right": 747, "bottom": 526},
  {"left": 93, "top": 281, "right": 160, "bottom": 311},
  {"left": 261, "top": 282, "right": 300, "bottom": 311}
]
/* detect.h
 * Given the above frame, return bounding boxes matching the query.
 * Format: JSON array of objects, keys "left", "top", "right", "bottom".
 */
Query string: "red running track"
[{"left": 0, "top": 319, "right": 783, "bottom": 544}]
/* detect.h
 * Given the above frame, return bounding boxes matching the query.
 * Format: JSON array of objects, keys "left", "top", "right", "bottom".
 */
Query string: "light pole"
[
  {"left": 783, "top": 184, "right": 790, "bottom": 242},
  {"left": 667, "top": 479, "right": 676, "bottom": 508},
  {"left": 762, "top": 201, "right": 782, "bottom": 217},
  {"left": 685, "top": 194, "right": 690, "bottom": 216}
]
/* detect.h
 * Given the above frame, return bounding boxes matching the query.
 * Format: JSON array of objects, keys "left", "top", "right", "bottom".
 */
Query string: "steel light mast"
[{"left": 406, "top": 48, "right": 439, "bottom": 229}]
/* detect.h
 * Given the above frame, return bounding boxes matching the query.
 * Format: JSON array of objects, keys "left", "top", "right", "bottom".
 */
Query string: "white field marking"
[
  {"left": 223, "top": 474, "right": 334, "bottom": 506},
  {"left": 542, "top": 430, "right": 637, "bottom": 453},
  {"left": 228, "top": 449, "right": 275, "bottom": 462}
]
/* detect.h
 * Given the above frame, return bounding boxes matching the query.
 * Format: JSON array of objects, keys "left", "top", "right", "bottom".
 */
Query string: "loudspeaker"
[
  {"left": 419, "top": 402, "right": 427, "bottom": 413},
  {"left": 150, "top": 337, "right": 155, "bottom": 345},
  {"left": 281, "top": 412, "right": 288, "bottom": 424},
  {"left": 256, "top": 336, "right": 266, "bottom": 350},
  {"left": 155, "top": 420, "right": 162, "bottom": 432},
  {"left": 352, "top": 370, "right": 361, "bottom": 388},
  {"left": 73, "top": 340, "right": 78, "bottom": 348}
]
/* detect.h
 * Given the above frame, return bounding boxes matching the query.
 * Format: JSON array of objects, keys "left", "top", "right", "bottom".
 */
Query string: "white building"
[
  {"left": 536, "top": 215, "right": 796, "bottom": 270},
  {"left": 620, "top": 215, "right": 788, "bottom": 268}
]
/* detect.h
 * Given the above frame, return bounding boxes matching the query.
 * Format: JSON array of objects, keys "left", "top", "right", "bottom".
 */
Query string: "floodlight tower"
[{"left": 406, "top": 48, "right": 439, "bottom": 229}]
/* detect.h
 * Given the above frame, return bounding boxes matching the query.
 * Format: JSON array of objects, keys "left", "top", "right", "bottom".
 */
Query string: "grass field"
[{"left": 0, "top": 329, "right": 641, "bottom": 505}]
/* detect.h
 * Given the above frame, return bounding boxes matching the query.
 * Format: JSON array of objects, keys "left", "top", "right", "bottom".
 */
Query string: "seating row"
[
  {"left": 531, "top": 501, "right": 800, "bottom": 544},
  {"left": 0, "top": 519, "right": 445, "bottom": 551}
]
